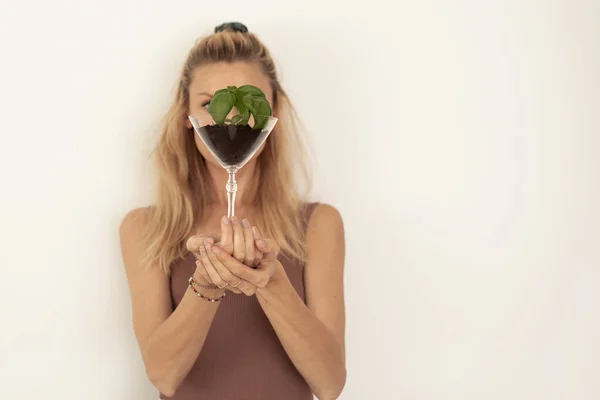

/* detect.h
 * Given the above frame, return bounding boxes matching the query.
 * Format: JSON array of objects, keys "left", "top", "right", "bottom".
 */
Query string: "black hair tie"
[{"left": 214, "top": 22, "right": 249, "bottom": 33}]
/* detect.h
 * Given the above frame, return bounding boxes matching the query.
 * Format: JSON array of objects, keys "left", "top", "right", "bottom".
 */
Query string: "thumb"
[
  {"left": 186, "top": 235, "right": 215, "bottom": 253},
  {"left": 256, "top": 238, "right": 276, "bottom": 261}
]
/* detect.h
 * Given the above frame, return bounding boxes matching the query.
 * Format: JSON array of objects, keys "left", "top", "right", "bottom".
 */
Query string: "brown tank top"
[{"left": 163, "top": 203, "right": 319, "bottom": 400}]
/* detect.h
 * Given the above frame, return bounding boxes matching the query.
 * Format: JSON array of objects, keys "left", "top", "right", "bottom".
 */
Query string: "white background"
[{"left": 0, "top": 0, "right": 598, "bottom": 399}]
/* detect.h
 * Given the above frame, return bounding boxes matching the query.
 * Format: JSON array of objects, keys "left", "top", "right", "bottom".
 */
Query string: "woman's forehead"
[{"left": 190, "top": 62, "right": 272, "bottom": 98}]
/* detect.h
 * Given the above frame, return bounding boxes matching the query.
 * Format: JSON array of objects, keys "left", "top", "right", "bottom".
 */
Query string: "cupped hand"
[
  {"left": 218, "top": 216, "right": 263, "bottom": 267},
  {"left": 198, "top": 225, "right": 278, "bottom": 296},
  {"left": 185, "top": 234, "right": 220, "bottom": 289}
]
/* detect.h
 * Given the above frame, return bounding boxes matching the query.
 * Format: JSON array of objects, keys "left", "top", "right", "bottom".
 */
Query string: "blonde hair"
[{"left": 142, "top": 26, "right": 312, "bottom": 274}]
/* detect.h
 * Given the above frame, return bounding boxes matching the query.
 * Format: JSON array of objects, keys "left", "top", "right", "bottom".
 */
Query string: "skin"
[{"left": 120, "top": 61, "right": 346, "bottom": 399}]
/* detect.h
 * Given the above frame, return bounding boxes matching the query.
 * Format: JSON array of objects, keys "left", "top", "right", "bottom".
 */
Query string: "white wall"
[{"left": 1, "top": 0, "right": 598, "bottom": 399}]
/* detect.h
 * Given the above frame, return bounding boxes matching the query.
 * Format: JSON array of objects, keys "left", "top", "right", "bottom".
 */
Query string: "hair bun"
[{"left": 214, "top": 22, "right": 249, "bottom": 33}]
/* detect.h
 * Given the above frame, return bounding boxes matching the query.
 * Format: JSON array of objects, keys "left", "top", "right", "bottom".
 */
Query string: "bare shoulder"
[
  {"left": 307, "top": 203, "right": 345, "bottom": 239},
  {"left": 119, "top": 206, "right": 156, "bottom": 275},
  {"left": 305, "top": 203, "right": 345, "bottom": 269},
  {"left": 120, "top": 207, "right": 152, "bottom": 239}
]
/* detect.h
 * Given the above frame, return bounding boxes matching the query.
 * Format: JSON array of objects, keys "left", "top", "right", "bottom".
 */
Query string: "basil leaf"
[
  {"left": 238, "top": 85, "right": 266, "bottom": 98},
  {"left": 243, "top": 94, "right": 272, "bottom": 130},
  {"left": 235, "top": 97, "right": 250, "bottom": 125},
  {"left": 208, "top": 91, "right": 236, "bottom": 125}
]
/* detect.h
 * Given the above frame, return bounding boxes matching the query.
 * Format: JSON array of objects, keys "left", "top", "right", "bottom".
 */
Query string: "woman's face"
[{"left": 186, "top": 61, "right": 274, "bottom": 168}]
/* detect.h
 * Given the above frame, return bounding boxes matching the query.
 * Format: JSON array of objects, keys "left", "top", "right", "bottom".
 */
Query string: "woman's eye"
[{"left": 201, "top": 100, "right": 211, "bottom": 109}]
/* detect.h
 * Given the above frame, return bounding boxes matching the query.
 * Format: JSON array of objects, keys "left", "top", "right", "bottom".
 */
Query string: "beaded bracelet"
[{"left": 188, "top": 277, "right": 226, "bottom": 303}]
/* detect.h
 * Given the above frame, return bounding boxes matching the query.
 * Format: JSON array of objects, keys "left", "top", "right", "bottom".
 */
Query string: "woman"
[{"left": 119, "top": 22, "right": 346, "bottom": 400}]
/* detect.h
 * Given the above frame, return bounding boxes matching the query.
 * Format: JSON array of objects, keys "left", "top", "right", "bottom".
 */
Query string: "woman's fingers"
[
  {"left": 196, "top": 253, "right": 242, "bottom": 294},
  {"left": 186, "top": 235, "right": 215, "bottom": 257},
  {"left": 251, "top": 226, "right": 263, "bottom": 267},
  {"left": 253, "top": 226, "right": 276, "bottom": 261},
  {"left": 251, "top": 226, "right": 261, "bottom": 241},
  {"left": 199, "top": 244, "right": 228, "bottom": 288},
  {"left": 224, "top": 273, "right": 256, "bottom": 296},
  {"left": 230, "top": 216, "right": 246, "bottom": 262},
  {"left": 212, "top": 246, "right": 268, "bottom": 288},
  {"left": 185, "top": 223, "right": 267, "bottom": 295},
  {"left": 194, "top": 259, "right": 212, "bottom": 283},
  {"left": 237, "top": 281, "right": 257, "bottom": 296},
  {"left": 219, "top": 216, "right": 234, "bottom": 255},
  {"left": 256, "top": 238, "right": 276, "bottom": 260},
  {"left": 229, "top": 286, "right": 243, "bottom": 294},
  {"left": 205, "top": 242, "right": 250, "bottom": 291},
  {"left": 242, "top": 219, "right": 256, "bottom": 267},
  {"left": 199, "top": 246, "right": 244, "bottom": 294}
]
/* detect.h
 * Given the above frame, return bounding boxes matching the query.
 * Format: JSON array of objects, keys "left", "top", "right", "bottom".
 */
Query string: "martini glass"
[{"left": 188, "top": 115, "right": 277, "bottom": 217}]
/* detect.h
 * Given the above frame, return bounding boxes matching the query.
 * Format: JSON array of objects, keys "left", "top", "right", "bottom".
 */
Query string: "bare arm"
[
  {"left": 119, "top": 208, "right": 224, "bottom": 397},
  {"left": 255, "top": 204, "right": 347, "bottom": 399}
]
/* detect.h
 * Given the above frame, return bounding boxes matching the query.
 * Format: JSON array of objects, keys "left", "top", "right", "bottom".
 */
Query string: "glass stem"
[{"left": 226, "top": 169, "right": 238, "bottom": 218}]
